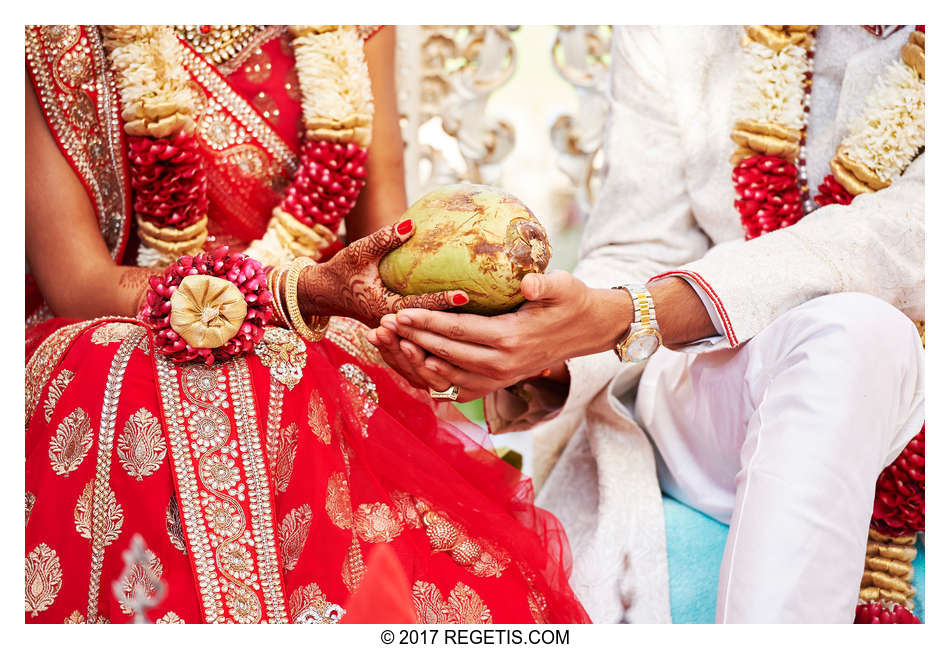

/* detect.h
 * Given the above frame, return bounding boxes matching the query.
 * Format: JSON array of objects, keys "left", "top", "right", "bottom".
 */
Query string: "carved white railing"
[
  {"left": 397, "top": 26, "right": 520, "bottom": 200},
  {"left": 397, "top": 25, "right": 611, "bottom": 211},
  {"left": 550, "top": 26, "right": 612, "bottom": 211}
]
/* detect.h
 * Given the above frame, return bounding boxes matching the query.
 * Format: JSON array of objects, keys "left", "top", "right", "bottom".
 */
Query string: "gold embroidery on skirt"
[
  {"left": 391, "top": 491, "right": 423, "bottom": 529},
  {"left": 415, "top": 500, "right": 510, "bottom": 578},
  {"left": 49, "top": 407, "right": 94, "bottom": 476},
  {"left": 308, "top": 389, "right": 331, "bottom": 445},
  {"left": 326, "top": 471, "right": 353, "bottom": 530},
  {"left": 26, "top": 491, "right": 36, "bottom": 527},
  {"left": 117, "top": 408, "right": 167, "bottom": 480},
  {"left": 288, "top": 582, "right": 345, "bottom": 623},
  {"left": 166, "top": 497, "right": 187, "bottom": 553},
  {"left": 118, "top": 548, "right": 164, "bottom": 616},
  {"left": 226, "top": 584, "right": 264, "bottom": 624},
  {"left": 64, "top": 610, "right": 85, "bottom": 623},
  {"left": 156, "top": 611, "right": 185, "bottom": 624},
  {"left": 278, "top": 504, "right": 313, "bottom": 571},
  {"left": 26, "top": 319, "right": 101, "bottom": 427},
  {"left": 518, "top": 562, "right": 550, "bottom": 624},
  {"left": 410, "top": 581, "right": 492, "bottom": 624},
  {"left": 341, "top": 536, "right": 366, "bottom": 593},
  {"left": 43, "top": 369, "right": 74, "bottom": 423},
  {"left": 353, "top": 502, "right": 405, "bottom": 544},
  {"left": 25, "top": 543, "right": 63, "bottom": 617},
  {"left": 74, "top": 479, "right": 124, "bottom": 545},
  {"left": 338, "top": 363, "right": 378, "bottom": 437},
  {"left": 230, "top": 357, "right": 289, "bottom": 622},
  {"left": 266, "top": 421, "right": 298, "bottom": 493},
  {"left": 91, "top": 322, "right": 150, "bottom": 351}
]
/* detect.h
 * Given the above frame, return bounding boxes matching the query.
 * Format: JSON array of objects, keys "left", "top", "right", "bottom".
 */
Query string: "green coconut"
[{"left": 379, "top": 184, "right": 552, "bottom": 315}]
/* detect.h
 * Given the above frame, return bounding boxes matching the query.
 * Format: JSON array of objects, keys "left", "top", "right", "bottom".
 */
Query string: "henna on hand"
[
  {"left": 119, "top": 266, "right": 157, "bottom": 315},
  {"left": 297, "top": 219, "right": 468, "bottom": 327}
]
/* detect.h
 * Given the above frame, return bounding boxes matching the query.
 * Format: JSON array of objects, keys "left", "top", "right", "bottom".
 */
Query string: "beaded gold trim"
[
  {"left": 157, "top": 357, "right": 289, "bottom": 623},
  {"left": 156, "top": 357, "right": 226, "bottom": 622},
  {"left": 175, "top": 25, "right": 265, "bottom": 67},
  {"left": 178, "top": 39, "right": 297, "bottom": 176},
  {"left": 25, "top": 26, "right": 130, "bottom": 260},
  {"left": 230, "top": 357, "right": 289, "bottom": 622},
  {"left": 85, "top": 328, "right": 143, "bottom": 622}
]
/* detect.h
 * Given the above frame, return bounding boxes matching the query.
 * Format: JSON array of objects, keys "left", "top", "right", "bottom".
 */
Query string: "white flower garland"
[
  {"left": 103, "top": 26, "right": 197, "bottom": 137},
  {"left": 105, "top": 25, "right": 376, "bottom": 269},
  {"left": 839, "top": 60, "right": 925, "bottom": 183},
  {"left": 292, "top": 27, "right": 374, "bottom": 148},
  {"left": 734, "top": 39, "right": 809, "bottom": 131}
]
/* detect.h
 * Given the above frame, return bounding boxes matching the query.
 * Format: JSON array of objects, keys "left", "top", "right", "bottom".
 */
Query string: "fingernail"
[
  {"left": 451, "top": 292, "right": 468, "bottom": 306},
  {"left": 381, "top": 321, "right": 398, "bottom": 332},
  {"left": 424, "top": 359, "right": 441, "bottom": 372},
  {"left": 396, "top": 314, "right": 412, "bottom": 325},
  {"left": 396, "top": 219, "right": 413, "bottom": 235},
  {"left": 399, "top": 341, "right": 413, "bottom": 358}
]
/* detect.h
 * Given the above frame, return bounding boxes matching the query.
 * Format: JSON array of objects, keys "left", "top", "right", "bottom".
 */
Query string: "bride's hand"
[{"left": 297, "top": 219, "right": 468, "bottom": 327}]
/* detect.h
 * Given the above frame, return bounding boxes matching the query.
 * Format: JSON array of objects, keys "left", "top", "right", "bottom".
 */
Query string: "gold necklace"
[{"left": 175, "top": 25, "right": 263, "bottom": 65}]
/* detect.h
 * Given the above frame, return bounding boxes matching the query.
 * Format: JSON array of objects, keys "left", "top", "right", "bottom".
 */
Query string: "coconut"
[{"left": 379, "top": 184, "right": 552, "bottom": 315}]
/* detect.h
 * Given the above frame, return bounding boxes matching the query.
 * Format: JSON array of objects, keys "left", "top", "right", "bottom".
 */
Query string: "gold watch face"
[{"left": 621, "top": 329, "right": 660, "bottom": 362}]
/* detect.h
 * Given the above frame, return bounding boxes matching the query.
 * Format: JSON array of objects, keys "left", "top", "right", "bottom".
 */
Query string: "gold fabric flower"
[{"left": 170, "top": 275, "right": 247, "bottom": 349}]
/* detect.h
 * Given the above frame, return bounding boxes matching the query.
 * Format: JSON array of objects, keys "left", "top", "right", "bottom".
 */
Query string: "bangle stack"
[{"left": 267, "top": 257, "right": 331, "bottom": 342}]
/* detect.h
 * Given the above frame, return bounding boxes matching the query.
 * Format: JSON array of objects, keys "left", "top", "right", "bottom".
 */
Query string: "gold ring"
[{"left": 428, "top": 384, "right": 460, "bottom": 401}]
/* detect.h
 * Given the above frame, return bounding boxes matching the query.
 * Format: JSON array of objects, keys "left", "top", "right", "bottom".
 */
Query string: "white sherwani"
[{"left": 486, "top": 26, "right": 924, "bottom": 623}]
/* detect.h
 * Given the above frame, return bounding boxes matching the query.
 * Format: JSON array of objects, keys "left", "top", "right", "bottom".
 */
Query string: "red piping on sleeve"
[{"left": 650, "top": 270, "right": 740, "bottom": 348}]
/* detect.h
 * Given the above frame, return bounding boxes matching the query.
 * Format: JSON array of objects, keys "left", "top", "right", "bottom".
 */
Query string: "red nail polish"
[
  {"left": 452, "top": 293, "right": 468, "bottom": 306},
  {"left": 397, "top": 219, "right": 413, "bottom": 235}
]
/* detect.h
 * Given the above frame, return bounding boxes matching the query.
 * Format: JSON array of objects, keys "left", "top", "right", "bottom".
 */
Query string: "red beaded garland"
[
  {"left": 280, "top": 139, "right": 368, "bottom": 230},
  {"left": 128, "top": 132, "right": 209, "bottom": 229},
  {"left": 854, "top": 602, "right": 921, "bottom": 624},
  {"left": 139, "top": 246, "right": 273, "bottom": 364},
  {"left": 732, "top": 155, "right": 804, "bottom": 240}
]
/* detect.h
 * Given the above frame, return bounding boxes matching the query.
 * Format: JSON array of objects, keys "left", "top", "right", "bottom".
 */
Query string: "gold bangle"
[
  {"left": 285, "top": 257, "right": 325, "bottom": 342},
  {"left": 269, "top": 264, "right": 291, "bottom": 328}
]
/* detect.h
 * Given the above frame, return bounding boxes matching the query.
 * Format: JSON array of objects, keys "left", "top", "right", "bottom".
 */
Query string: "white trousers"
[{"left": 633, "top": 293, "right": 924, "bottom": 623}]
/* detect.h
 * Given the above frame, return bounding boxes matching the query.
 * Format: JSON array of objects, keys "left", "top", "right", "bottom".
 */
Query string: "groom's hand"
[{"left": 368, "top": 271, "right": 632, "bottom": 401}]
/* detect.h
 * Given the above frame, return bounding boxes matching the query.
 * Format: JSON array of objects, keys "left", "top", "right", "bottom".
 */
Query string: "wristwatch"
[{"left": 612, "top": 284, "right": 662, "bottom": 363}]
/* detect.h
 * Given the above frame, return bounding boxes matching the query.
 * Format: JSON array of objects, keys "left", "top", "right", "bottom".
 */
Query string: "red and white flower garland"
[
  {"left": 103, "top": 25, "right": 374, "bottom": 269},
  {"left": 731, "top": 25, "right": 926, "bottom": 624},
  {"left": 103, "top": 25, "right": 375, "bottom": 361}
]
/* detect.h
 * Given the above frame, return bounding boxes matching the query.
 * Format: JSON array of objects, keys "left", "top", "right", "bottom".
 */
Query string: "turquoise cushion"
[{"left": 663, "top": 495, "right": 925, "bottom": 623}]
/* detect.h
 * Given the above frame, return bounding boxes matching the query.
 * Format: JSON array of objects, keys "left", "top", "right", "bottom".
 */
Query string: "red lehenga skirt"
[{"left": 25, "top": 316, "right": 590, "bottom": 623}]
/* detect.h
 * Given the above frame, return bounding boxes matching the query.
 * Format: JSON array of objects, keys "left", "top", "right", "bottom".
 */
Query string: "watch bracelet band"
[
  {"left": 613, "top": 284, "right": 657, "bottom": 334},
  {"left": 612, "top": 283, "right": 661, "bottom": 362}
]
